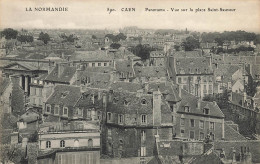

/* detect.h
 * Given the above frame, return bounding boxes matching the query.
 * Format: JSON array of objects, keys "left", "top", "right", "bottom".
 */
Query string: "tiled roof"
[
  {"left": 45, "top": 85, "right": 81, "bottom": 107},
  {"left": 178, "top": 90, "right": 224, "bottom": 118},
  {"left": 44, "top": 65, "right": 76, "bottom": 83},
  {"left": 134, "top": 66, "right": 168, "bottom": 78}
]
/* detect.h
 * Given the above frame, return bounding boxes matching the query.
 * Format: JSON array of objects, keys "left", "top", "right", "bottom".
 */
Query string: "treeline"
[
  {"left": 128, "top": 44, "right": 155, "bottom": 61},
  {"left": 60, "top": 33, "right": 78, "bottom": 43},
  {"left": 201, "top": 31, "right": 259, "bottom": 44},
  {"left": 105, "top": 33, "right": 127, "bottom": 42},
  {"left": 211, "top": 46, "right": 255, "bottom": 54},
  {"left": 154, "top": 29, "right": 188, "bottom": 35}
]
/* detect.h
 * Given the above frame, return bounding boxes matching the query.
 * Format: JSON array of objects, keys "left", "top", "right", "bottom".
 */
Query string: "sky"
[{"left": 0, "top": 0, "right": 259, "bottom": 33}]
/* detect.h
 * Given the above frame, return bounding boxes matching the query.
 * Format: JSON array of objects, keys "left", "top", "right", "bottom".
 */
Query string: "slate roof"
[
  {"left": 19, "top": 111, "right": 39, "bottom": 123},
  {"left": 169, "top": 57, "right": 213, "bottom": 75},
  {"left": 74, "top": 90, "right": 103, "bottom": 108},
  {"left": 71, "top": 50, "right": 112, "bottom": 61},
  {"left": 171, "top": 50, "right": 202, "bottom": 58},
  {"left": 190, "top": 151, "right": 222, "bottom": 164},
  {"left": 224, "top": 123, "right": 247, "bottom": 141},
  {"left": 178, "top": 90, "right": 225, "bottom": 118},
  {"left": 44, "top": 65, "right": 76, "bottom": 83},
  {"left": 148, "top": 82, "right": 181, "bottom": 102},
  {"left": 110, "top": 82, "right": 142, "bottom": 93},
  {"left": 0, "top": 78, "right": 11, "bottom": 96},
  {"left": 45, "top": 85, "right": 81, "bottom": 107},
  {"left": 134, "top": 66, "right": 168, "bottom": 78},
  {"left": 115, "top": 59, "right": 135, "bottom": 74}
]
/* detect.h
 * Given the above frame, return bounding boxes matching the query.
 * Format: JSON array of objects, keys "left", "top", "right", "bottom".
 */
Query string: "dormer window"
[
  {"left": 124, "top": 100, "right": 129, "bottom": 106},
  {"left": 113, "top": 98, "right": 118, "bottom": 104},
  {"left": 61, "top": 91, "right": 69, "bottom": 98},
  {"left": 204, "top": 108, "right": 209, "bottom": 115},
  {"left": 141, "top": 99, "right": 147, "bottom": 105},
  {"left": 184, "top": 106, "right": 190, "bottom": 112}
]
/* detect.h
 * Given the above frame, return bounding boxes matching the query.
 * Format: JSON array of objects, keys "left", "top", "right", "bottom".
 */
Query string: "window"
[
  {"left": 108, "top": 128, "right": 112, "bottom": 137},
  {"left": 180, "top": 118, "right": 185, "bottom": 126},
  {"left": 104, "top": 63, "right": 107, "bottom": 66},
  {"left": 39, "top": 88, "right": 42, "bottom": 96},
  {"left": 118, "top": 114, "right": 124, "bottom": 124},
  {"left": 184, "top": 106, "right": 190, "bottom": 112},
  {"left": 210, "top": 122, "right": 215, "bottom": 130},
  {"left": 124, "top": 100, "right": 129, "bottom": 106},
  {"left": 203, "top": 85, "right": 207, "bottom": 93},
  {"left": 178, "top": 77, "right": 182, "bottom": 83},
  {"left": 190, "top": 131, "right": 195, "bottom": 139},
  {"left": 141, "top": 99, "right": 147, "bottom": 105},
  {"left": 190, "top": 119, "right": 195, "bottom": 127},
  {"left": 200, "top": 132, "right": 204, "bottom": 140},
  {"left": 31, "top": 98, "right": 35, "bottom": 104},
  {"left": 77, "top": 108, "right": 83, "bottom": 117},
  {"left": 46, "top": 141, "right": 51, "bottom": 148},
  {"left": 141, "top": 130, "right": 146, "bottom": 141},
  {"left": 199, "top": 120, "right": 204, "bottom": 129},
  {"left": 74, "top": 139, "right": 79, "bottom": 147},
  {"left": 107, "top": 112, "right": 112, "bottom": 121},
  {"left": 39, "top": 98, "right": 42, "bottom": 106},
  {"left": 92, "top": 63, "right": 95, "bottom": 67},
  {"left": 141, "top": 147, "right": 146, "bottom": 157},
  {"left": 46, "top": 105, "right": 51, "bottom": 113},
  {"left": 63, "top": 107, "right": 68, "bottom": 116},
  {"left": 54, "top": 106, "right": 59, "bottom": 115},
  {"left": 141, "top": 115, "right": 147, "bottom": 124},
  {"left": 204, "top": 108, "right": 209, "bottom": 115},
  {"left": 180, "top": 129, "right": 185, "bottom": 137},
  {"left": 88, "top": 139, "right": 93, "bottom": 147},
  {"left": 113, "top": 98, "right": 117, "bottom": 104},
  {"left": 170, "top": 104, "right": 174, "bottom": 112},
  {"left": 60, "top": 140, "right": 65, "bottom": 147},
  {"left": 39, "top": 80, "right": 43, "bottom": 85},
  {"left": 87, "top": 109, "right": 91, "bottom": 118},
  {"left": 98, "top": 63, "right": 101, "bottom": 66}
]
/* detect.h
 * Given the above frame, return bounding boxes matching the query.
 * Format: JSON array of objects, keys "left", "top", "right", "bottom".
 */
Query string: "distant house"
[
  {"left": 104, "top": 82, "right": 180, "bottom": 158},
  {"left": 43, "top": 85, "right": 81, "bottom": 122},
  {"left": 168, "top": 56, "right": 214, "bottom": 98},
  {"left": 36, "top": 121, "right": 100, "bottom": 164},
  {"left": 176, "top": 90, "right": 225, "bottom": 141}
]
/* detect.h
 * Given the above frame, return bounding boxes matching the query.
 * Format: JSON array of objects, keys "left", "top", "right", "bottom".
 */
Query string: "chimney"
[
  {"left": 22, "top": 137, "right": 28, "bottom": 148},
  {"left": 144, "top": 82, "right": 149, "bottom": 93},
  {"left": 242, "top": 92, "right": 247, "bottom": 107},
  {"left": 197, "top": 99, "right": 201, "bottom": 109},
  {"left": 178, "top": 85, "right": 182, "bottom": 98},
  {"left": 232, "top": 147, "right": 236, "bottom": 163},
  {"left": 57, "top": 63, "right": 65, "bottom": 78},
  {"left": 153, "top": 90, "right": 162, "bottom": 126}
]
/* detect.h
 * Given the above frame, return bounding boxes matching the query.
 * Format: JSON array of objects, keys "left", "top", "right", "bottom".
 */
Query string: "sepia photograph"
[{"left": 0, "top": 0, "right": 260, "bottom": 163}]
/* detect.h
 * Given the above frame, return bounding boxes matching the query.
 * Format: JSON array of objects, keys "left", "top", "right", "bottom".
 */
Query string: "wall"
[{"left": 175, "top": 113, "right": 223, "bottom": 140}]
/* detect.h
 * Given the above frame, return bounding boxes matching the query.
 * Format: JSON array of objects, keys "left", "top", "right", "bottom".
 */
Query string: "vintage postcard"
[{"left": 0, "top": 0, "right": 260, "bottom": 163}]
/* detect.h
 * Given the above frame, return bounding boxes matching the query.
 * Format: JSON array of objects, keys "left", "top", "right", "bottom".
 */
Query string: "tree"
[
  {"left": 92, "top": 35, "right": 97, "bottom": 39},
  {"left": 174, "top": 45, "right": 181, "bottom": 51},
  {"left": 110, "top": 43, "right": 121, "bottom": 49},
  {"left": 17, "top": 35, "right": 33, "bottom": 43},
  {"left": 130, "top": 44, "right": 154, "bottom": 61},
  {"left": 38, "top": 32, "right": 50, "bottom": 44},
  {"left": 1, "top": 28, "right": 18, "bottom": 40},
  {"left": 182, "top": 36, "right": 200, "bottom": 51}
]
